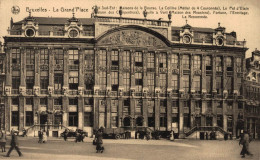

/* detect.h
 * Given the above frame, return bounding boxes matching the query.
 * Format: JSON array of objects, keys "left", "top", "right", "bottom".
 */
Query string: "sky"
[{"left": 0, "top": 0, "right": 259, "bottom": 58}]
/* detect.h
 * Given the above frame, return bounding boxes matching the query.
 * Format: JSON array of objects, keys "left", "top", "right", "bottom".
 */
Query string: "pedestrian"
[
  {"left": 146, "top": 131, "right": 150, "bottom": 141},
  {"left": 170, "top": 130, "right": 174, "bottom": 141},
  {"left": 75, "top": 130, "right": 80, "bottom": 143},
  {"left": 22, "top": 128, "right": 27, "bottom": 137},
  {"left": 64, "top": 129, "right": 68, "bottom": 141},
  {"left": 96, "top": 129, "right": 104, "bottom": 153},
  {"left": 239, "top": 130, "right": 253, "bottom": 158},
  {"left": 0, "top": 130, "right": 7, "bottom": 152},
  {"left": 6, "top": 132, "right": 22, "bottom": 157},
  {"left": 38, "top": 129, "right": 43, "bottom": 143},
  {"left": 42, "top": 130, "right": 47, "bottom": 143},
  {"left": 206, "top": 132, "right": 209, "bottom": 140}
]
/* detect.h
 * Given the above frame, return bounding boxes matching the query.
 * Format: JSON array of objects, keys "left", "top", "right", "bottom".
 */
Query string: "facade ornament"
[
  {"left": 143, "top": 9, "right": 147, "bottom": 19},
  {"left": 94, "top": 86, "right": 100, "bottom": 95},
  {"left": 201, "top": 89, "right": 207, "bottom": 99},
  {"left": 78, "top": 87, "right": 84, "bottom": 96},
  {"left": 48, "top": 86, "right": 53, "bottom": 96},
  {"left": 143, "top": 87, "right": 148, "bottom": 97},
  {"left": 223, "top": 90, "right": 228, "bottom": 99},
  {"left": 118, "top": 87, "right": 124, "bottom": 97},
  {"left": 62, "top": 86, "right": 68, "bottom": 96},
  {"left": 4, "top": 86, "right": 11, "bottom": 96},
  {"left": 19, "top": 86, "right": 26, "bottom": 96},
  {"left": 130, "top": 87, "right": 135, "bottom": 97},
  {"left": 33, "top": 86, "right": 40, "bottom": 96},
  {"left": 179, "top": 89, "right": 184, "bottom": 98}
]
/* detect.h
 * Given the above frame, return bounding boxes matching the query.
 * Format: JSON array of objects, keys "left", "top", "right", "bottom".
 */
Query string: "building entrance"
[
  {"left": 40, "top": 115, "right": 48, "bottom": 125},
  {"left": 206, "top": 117, "right": 213, "bottom": 126}
]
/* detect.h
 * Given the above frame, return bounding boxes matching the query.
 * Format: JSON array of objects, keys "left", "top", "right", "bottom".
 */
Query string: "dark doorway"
[
  {"left": 40, "top": 115, "right": 48, "bottom": 125},
  {"left": 206, "top": 117, "right": 213, "bottom": 126},
  {"left": 123, "top": 117, "right": 131, "bottom": 127},
  {"left": 54, "top": 115, "right": 62, "bottom": 125},
  {"left": 136, "top": 117, "right": 143, "bottom": 126},
  {"left": 195, "top": 117, "right": 201, "bottom": 126}
]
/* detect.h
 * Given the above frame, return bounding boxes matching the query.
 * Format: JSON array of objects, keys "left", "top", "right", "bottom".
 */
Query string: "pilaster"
[
  {"left": 48, "top": 97, "right": 53, "bottom": 124},
  {"left": 62, "top": 96, "right": 68, "bottom": 126},
  {"left": 155, "top": 98, "right": 160, "bottom": 130},
  {"left": 106, "top": 98, "right": 111, "bottom": 128},
  {"left": 33, "top": 97, "right": 39, "bottom": 125},
  {"left": 63, "top": 48, "right": 69, "bottom": 88},
  {"left": 178, "top": 100, "right": 184, "bottom": 138},
  {"left": 167, "top": 98, "right": 172, "bottom": 131},
  {"left": 143, "top": 98, "right": 148, "bottom": 127},
  {"left": 20, "top": 48, "right": 26, "bottom": 86},
  {"left": 78, "top": 48, "right": 85, "bottom": 87},
  {"left": 5, "top": 97, "right": 11, "bottom": 131},
  {"left": 78, "top": 97, "right": 84, "bottom": 129},
  {"left": 34, "top": 48, "right": 40, "bottom": 86},
  {"left": 48, "top": 48, "right": 54, "bottom": 87},
  {"left": 19, "top": 97, "right": 25, "bottom": 131}
]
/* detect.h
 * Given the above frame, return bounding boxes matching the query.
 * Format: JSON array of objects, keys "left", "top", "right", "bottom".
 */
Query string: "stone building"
[
  {"left": 245, "top": 49, "right": 260, "bottom": 139},
  {"left": 0, "top": 42, "right": 5, "bottom": 129},
  {"left": 2, "top": 9, "right": 247, "bottom": 138}
]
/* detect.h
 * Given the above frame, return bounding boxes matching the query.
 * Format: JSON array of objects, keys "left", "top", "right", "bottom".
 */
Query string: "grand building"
[
  {"left": 2, "top": 9, "right": 248, "bottom": 138},
  {"left": 245, "top": 49, "right": 260, "bottom": 139}
]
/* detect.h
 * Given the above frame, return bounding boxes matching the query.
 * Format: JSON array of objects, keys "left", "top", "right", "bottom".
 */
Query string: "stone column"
[
  {"left": 212, "top": 101, "right": 217, "bottom": 126},
  {"left": 118, "top": 99, "right": 123, "bottom": 127},
  {"left": 5, "top": 97, "right": 11, "bottom": 131},
  {"left": 143, "top": 98, "right": 148, "bottom": 127},
  {"left": 154, "top": 51, "right": 160, "bottom": 130},
  {"left": 212, "top": 55, "right": 216, "bottom": 92},
  {"left": 33, "top": 97, "right": 40, "bottom": 125},
  {"left": 118, "top": 49, "right": 123, "bottom": 127},
  {"left": 94, "top": 98, "right": 99, "bottom": 130},
  {"left": 201, "top": 101, "right": 206, "bottom": 126},
  {"left": 106, "top": 48, "right": 111, "bottom": 91},
  {"left": 167, "top": 98, "right": 172, "bottom": 131},
  {"left": 223, "top": 102, "right": 227, "bottom": 131},
  {"left": 78, "top": 48, "right": 85, "bottom": 88},
  {"left": 233, "top": 101, "right": 237, "bottom": 135},
  {"left": 130, "top": 50, "right": 135, "bottom": 126},
  {"left": 48, "top": 48, "right": 54, "bottom": 87},
  {"left": 48, "top": 97, "right": 53, "bottom": 124},
  {"left": 20, "top": 48, "right": 26, "bottom": 87},
  {"left": 34, "top": 48, "right": 40, "bottom": 87},
  {"left": 19, "top": 97, "right": 25, "bottom": 131},
  {"left": 5, "top": 48, "right": 11, "bottom": 86},
  {"left": 78, "top": 97, "right": 84, "bottom": 129},
  {"left": 106, "top": 98, "right": 111, "bottom": 128},
  {"left": 155, "top": 99, "right": 160, "bottom": 130},
  {"left": 190, "top": 100, "right": 195, "bottom": 128},
  {"left": 167, "top": 51, "right": 172, "bottom": 131},
  {"left": 178, "top": 100, "right": 184, "bottom": 138},
  {"left": 62, "top": 97, "right": 68, "bottom": 126},
  {"left": 63, "top": 48, "right": 69, "bottom": 89}
]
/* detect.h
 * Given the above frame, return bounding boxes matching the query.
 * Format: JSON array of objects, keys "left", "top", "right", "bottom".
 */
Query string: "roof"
[
  {"left": 14, "top": 17, "right": 95, "bottom": 25},
  {"left": 172, "top": 26, "right": 214, "bottom": 33}
]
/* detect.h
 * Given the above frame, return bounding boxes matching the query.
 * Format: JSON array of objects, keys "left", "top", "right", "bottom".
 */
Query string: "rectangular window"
[
  {"left": 25, "top": 111, "right": 33, "bottom": 126},
  {"left": 183, "top": 55, "right": 190, "bottom": 69},
  {"left": 12, "top": 98, "right": 19, "bottom": 105},
  {"left": 111, "top": 99, "right": 118, "bottom": 112},
  {"left": 40, "top": 98, "right": 47, "bottom": 105},
  {"left": 206, "top": 76, "right": 212, "bottom": 93},
  {"left": 206, "top": 56, "right": 212, "bottom": 70},
  {"left": 54, "top": 74, "right": 63, "bottom": 90},
  {"left": 84, "top": 98, "right": 93, "bottom": 105},
  {"left": 111, "top": 50, "right": 119, "bottom": 66},
  {"left": 217, "top": 115, "right": 223, "bottom": 127},
  {"left": 99, "top": 50, "right": 107, "bottom": 67},
  {"left": 216, "top": 101, "right": 222, "bottom": 108},
  {"left": 193, "top": 55, "right": 201, "bottom": 70},
  {"left": 123, "top": 51, "right": 130, "bottom": 67},
  {"left": 40, "top": 77, "right": 48, "bottom": 89},
  {"left": 99, "top": 71, "right": 107, "bottom": 90},
  {"left": 84, "top": 50, "right": 94, "bottom": 70},
  {"left": 69, "top": 75, "right": 79, "bottom": 90},
  {"left": 184, "top": 114, "right": 190, "bottom": 127},
  {"left": 226, "top": 57, "right": 233, "bottom": 71},
  {"left": 111, "top": 72, "right": 118, "bottom": 91},
  {"left": 26, "top": 49, "right": 35, "bottom": 65},
  {"left": 54, "top": 49, "right": 64, "bottom": 65},
  {"left": 69, "top": 98, "right": 78, "bottom": 105},
  {"left": 54, "top": 98, "right": 62, "bottom": 105},
  {"left": 147, "top": 73, "right": 154, "bottom": 92},
  {"left": 147, "top": 52, "right": 155, "bottom": 69},
  {"left": 148, "top": 117, "right": 155, "bottom": 127},
  {"left": 85, "top": 72, "right": 94, "bottom": 90},
  {"left": 69, "top": 49, "right": 79, "bottom": 65},
  {"left": 216, "top": 77, "right": 222, "bottom": 94},
  {"left": 160, "top": 116, "right": 167, "bottom": 127},
  {"left": 111, "top": 115, "right": 118, "bottom": 128},
  {"left": 12, "top": 77, "right": 20, "bottom": 89},
  {"left": 135, "top": 99, "right": 142, "bottom": 113},
  {"left": 123, "top": 73, "right": 130, "bottom": 91},
  {"left": 40, "top": 49, "right": 49, "bottom": 65},
  {"left": 12, "top": 49, "right": 20, "bottom": 64},
  {"left": 135, "top": 73, "right": 143, "bottom": 92},
  {"left": 69, "top": 112, "right": 78, "bottom": 126},
  {"left": 172, "top": 75, "right": 178, "bottom": 92},
  {"left": 26, "top": 77, "right": 34, "bottom": 89},
  {"left": 236, "top": 58, "right": 242, "bottom": 72},
  {"left": 237, "top": 77, "right": 242, "bottom": 96},
  {"left": 135, "top": 52, "right": 143, "bottom": 67},
  {"left": 148, "top": 99, "right": 155, "bottom": 113},
  {"left": 11, "top": 111, "right": 19, "bottom": 126},
  {"left": 216, "top": 56, "right": 222, "bottom": 72},
  {"left": 84, "top": 112, "right": 93, "bottom": 127},
  {"left": 171, "top": 54, "right": 178, "bottom": 69},
  {"left": 160, "top": 74, "right": 167, "bottom": 92},
  {"left": 26, "top": 98, "right": 33, "bottom": 105},
  {"left": 194, "top": 76, "right": 201, "bottom": 93},
  {"left": 183, "top": 75, "right": 190, "bottom": 93},
  {"left": 226, "top": 77, "right": 233, "bottom": 94},
  {"left": 159, "top": 53, "right": 167, "bottom": 68}
]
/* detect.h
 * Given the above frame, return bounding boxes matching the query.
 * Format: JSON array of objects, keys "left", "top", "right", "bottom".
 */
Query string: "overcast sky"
[{"left": 0, "top": 0, "right": 259, "bottom": 58}]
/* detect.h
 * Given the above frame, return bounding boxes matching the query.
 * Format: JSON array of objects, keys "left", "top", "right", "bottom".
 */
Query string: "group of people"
[
  {"left": 0, "top": 129, "right": 22, "bottom": 157},
  {"left": 38, "top": 129, "right": 47, "bottom": 143}
]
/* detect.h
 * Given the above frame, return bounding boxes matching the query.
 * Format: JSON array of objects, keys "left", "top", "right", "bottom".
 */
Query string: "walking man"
[
  {"left": 6, "top": 132, "right": 22, "bottom": 157},
  {"left": 239, "top": 130, "right": 253, "bottom": 158}
]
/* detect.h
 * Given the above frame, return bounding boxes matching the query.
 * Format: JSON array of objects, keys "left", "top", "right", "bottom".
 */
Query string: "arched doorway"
[
  {"left": 136, "top": 116, "right": 143, "bottom": 126},
  {"left": 123, "top": 117, "right": 131, "bottom": 127}
]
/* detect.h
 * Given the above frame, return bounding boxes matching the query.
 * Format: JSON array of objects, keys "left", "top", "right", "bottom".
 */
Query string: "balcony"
[
  {"left": 69, "top": 65, "right": 79, "bottom": 70},
  {"left": 26, "top": 89, "right": 33, "bottom": 95},
  {"left": 135, "top": 92, "right": 142, "bottom": 97},
  {"left": 11, "top": 89, "right": 19, "bottom": 94},
  {"left": 40, "top": 89, "right": 48, "bottom": 94},
  {"left": 69, "top": 90, "right": 78, "bottom": 95},
  {"left": 98, "top": 90, "right": 106, "bottom": 96},
  {"left": 54, "top": 105, "right": 62, "bottom": 110},
  {"left": 84, "top": 90, "right": 93, "bottom": 96},
  {"left": 110, "top": 91, "right": 118, "bottom": 97},
  {"left": 54, "top": 89, "right": 62, "bottom": 94}
]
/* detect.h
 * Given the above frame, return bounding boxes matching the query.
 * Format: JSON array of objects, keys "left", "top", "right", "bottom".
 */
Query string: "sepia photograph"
[{"left": 0, "top": 0, "right": 259, "bottom": 159}]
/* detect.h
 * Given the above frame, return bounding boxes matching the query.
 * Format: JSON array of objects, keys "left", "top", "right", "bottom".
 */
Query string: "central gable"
[{"left": 97, "top": 27, "right": 169, "bottom": 48}]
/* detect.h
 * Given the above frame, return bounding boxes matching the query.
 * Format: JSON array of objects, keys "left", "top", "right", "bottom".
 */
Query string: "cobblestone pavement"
[{"left": 0, "top": 137, "right": 259, "bottom": 160}]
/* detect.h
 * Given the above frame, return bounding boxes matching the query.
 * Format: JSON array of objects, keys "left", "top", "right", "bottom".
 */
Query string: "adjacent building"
[
  {"left": 2, "top": 9, "right": 248, "bottom": 138},
  {"left": 0, "top": 41, "right": 6, "bottom": 130}
]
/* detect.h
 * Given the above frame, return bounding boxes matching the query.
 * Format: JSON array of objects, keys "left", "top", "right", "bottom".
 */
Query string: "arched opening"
[
  {"left": 136, "top": 116, "right": 143, "bottom": 126},
  {"left": 123, "top": 117, "right": 131, "bottom": 127}
]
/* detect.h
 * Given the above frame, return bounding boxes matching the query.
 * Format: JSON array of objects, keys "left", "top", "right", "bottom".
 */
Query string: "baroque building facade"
[{"left": 2, "top": 11, "right": 247, "bottom": 138}]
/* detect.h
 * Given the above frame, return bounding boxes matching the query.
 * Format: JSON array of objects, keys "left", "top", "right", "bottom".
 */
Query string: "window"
[
  {"left": 26, "top": 77, "right": 34, "bottom": 89},
  {"left": 194, "top": 76, "right": 201, "bottom": 93},
  {"left": 12, "top": 49, "right": 20, "bottom": 65},
  {"left": 135, "top": 52, "right": 143, "bottom": 67},
  {"left": 147, "top": 52, "right": 154, "bottom": 69},
  {"left": 26, "top": 111, "right": 33, "bottom": 126},
  {"left": 147, "top": 73, "right": 154, "bottom": 92},
  {"left": 11, "top": 111, "right": 19, "bottom": 126},
  {"left": 26, "top": 49, "right": 35, "bottom": 65},
  {"left": 123, "top": 51, "right": 130, "bottom": 67},
  {"left": 236, "top": 58, "right": 242, "bottom": 72},
  {"left": 226, "top": 102, "right": 233, "bottom": 110},
  {"left": 135, "top": 73, "right": 143, "bottom": 92},
  {"left": 84, "top": 50, "right": 94, "bottom": 70},
  {"left": 25, "top": 28, "right": 35, "bottom": 37},
  {"left": 160, "top": 116, "right": 167, "bottom": 127},
  {"left": 148, "top": 100, "right": 155, "bottom": 113},
  {"left": 136, "top": 99, "right": 142, "bottom": 113},
  {"left": 99, "top": 50, "right": 107, "bottom": 67},
  {"left": 85, "top": 73, "right": 94, "bottom": 90},
  {"left": 69, "top": 112, "right": 78, "bottom": 126},
  {"left": 216, "top": 77, "right": 222, "bottom": 94},
  {"left": 216, "top": 56, "right": 222, "bottom": 72},
  {"left": 84, "top": 112, "right": 93, "bottom": 127},
  {"left": 226, "top": 77, "right": 233, "bottom": 94},
  {"left": 216, "top": 101, "right": 222, "bottom": 108},
  {"left": 227, "top": 115, "right": 233, "bottom": 132},
  {"left": 111, "top": 99, "right": 118, "bottom": 127},
  {"left": 84, "top": 98, "right": 93, "bottom": 105},
  {"left": 123, "top": 73, "right": 130, "bottom": 91},
  {"left": 238, "top": 102, "right": 243, "bottom": 109},
  {"left": 217, "top": 115, "right": 223, "bottom": 127},
  {"left": 12, "top": 98, "right": 19, "bottom": 105},
  {"left": 184, "top": 114, "right": 190, "bottom": 127},
  {"left": 54, "top": 74, "right": 63, "bottom": 90},
  {"left": 99, "top": 71, "right": 106, "bottom": 90},
  {"left": 54, "top": 98, "right": 62, "bottom": 105},
  {"left": 195, "top": 101, "right": 201, "bottom": 109},
  {"left": 26, "top": 98, "right": 33, "bottom": 105},
  {"left": 12, "top": 77, "right": 20, "bottom": 89},
  {"left": 40, "top": 77, "right": 48, "bottom": 89},
  {"left": 183, "top": 75, "right": 190, "bottom": 93},
  {"left": 171, "top": 54, "right": 178, "bottom": 69},
  {"left": 69, "top": 98, "right": 78, "bottom": 105},
  {"left": 148, "top": 117, "right": 155, "bottom": 127},
  {"left": 40, "top": 98, "right": 47, "bottom": 105},
  {"left": 124, "top": 99, "right": 130, "bottom": 113},
  {"left": 111, "top": 50, "right": 119, "bottom": 66},
  {"left": 237, "top": 77, "right": 242, "bottom": 96},
  {"left": 69, "top": 29, "right": 78, "bottom": 38},
  {"left": 69, "top": 49, "right": 79, "bottom": 65},
  {"left": 206, "top": 76, "right": 212, "bottom": 93},
  {"left": 160, "top": 74, "right": 167, "bottom": 92},
  {"left": 159, "top": 53, "right": 167, "bottom": 68},
  {"left": 69, "top": 72, "right": 79, "bottom": 90},
  {"left": 54, "top": 49, "right": 64, "bottom": 65},
  {"left": 206, "top": 56, "right": 212, "bottom": 70},
  {"left": 226, "top": 57, "right": 233, "bottom": 71},
  {"left": 40, "top": 49, "right": 49, "bottom": 65},
  {"left": 193, "top": 55, "right": 201, "bottom": 70},
  {"left": 111, "top": 72, "right": 118, "bottom": 91},
  {"left": 183, "top": 55, "right": 190, "bottom": 69},
  {"left": 172, "top": 75, "right": 178, "bottom": 92}
]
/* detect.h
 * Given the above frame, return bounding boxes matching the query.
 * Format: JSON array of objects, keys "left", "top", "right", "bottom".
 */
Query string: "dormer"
[
  {"left": 64, "top": 13, "right": 83, "bottom": 38},
  {"left": 213, "top": 22, "right": 226, "bottom": 46},
  {"left": 21, "top": 12, "right": 38, "bottom": 37},
  {"left": 180, "top": 20, "right": 193, "bottom": 44}
]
